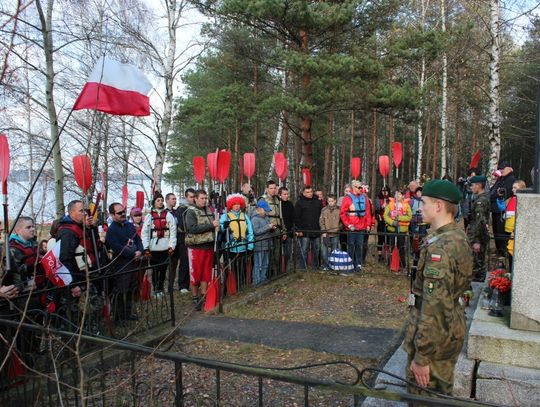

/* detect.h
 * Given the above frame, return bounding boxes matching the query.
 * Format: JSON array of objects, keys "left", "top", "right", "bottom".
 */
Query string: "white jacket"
[{"left": 141, "top": 209, "right": 177, "bottom": 252}]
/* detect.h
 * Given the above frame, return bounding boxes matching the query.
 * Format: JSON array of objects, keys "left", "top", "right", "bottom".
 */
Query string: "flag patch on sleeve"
[{"left": 431, "top": 254, "right": 442, "bottom": 262}]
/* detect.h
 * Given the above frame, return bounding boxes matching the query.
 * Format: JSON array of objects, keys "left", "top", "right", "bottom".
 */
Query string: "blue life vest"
[{"left": 347, "top": 193, "right": 366, "bottom": 217}]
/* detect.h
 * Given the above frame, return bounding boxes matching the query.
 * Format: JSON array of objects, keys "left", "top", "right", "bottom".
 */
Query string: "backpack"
[{"left": 328, "top": 250, "right": 354, "bottom": 271}]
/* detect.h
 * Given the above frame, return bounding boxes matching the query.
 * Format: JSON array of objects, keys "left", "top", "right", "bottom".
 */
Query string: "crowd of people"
[
  {"left": 0, "top": 156, "right": 530, "bottom": 403},
  {"left": 0, "top": 159, "right": 526, "bottom": 321}
]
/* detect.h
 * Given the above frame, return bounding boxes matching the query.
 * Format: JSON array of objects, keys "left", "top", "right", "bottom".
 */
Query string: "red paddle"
[
  {"left": 136, "top": 191, "right": 145, "bottom": 209},
  {"left": 207, "top": 151, "right": 218, "bottom": 181},
  {"left": 390, "top": 241, "right": 400, "bottom": 273},
  {"left": 274, "top": 152, "right": 288, "bottom": 183},
  {"left": 217, "top": 149, "right": 232, "bottom": 184},
  {"left": 73, "top": 155, "right": 92, "bottom": 194},
  {"left": 392, "top": 142, "right": 403, "bottom": 178},
  {"left": 302, "top": 168, "right": 312, "bottom": 186},
  {"left": 0, "top": 135, "right": 11, "bottom": 273},
  {"left": 226, "top": 269, "right": 237, "bottom": 296},
  {"left": 122, "top": 185, "right": 128, "bottom": 208},
  {"left": 351, "top": 157, "right": 361, "bottom": 180},
  {"left": 243, "top": 152, "right": 256, "bottom": 183},
  {"left": 193, "top": 156, "right": 205, "bottom": 187},
  {"left": 469, "top": 150, "right": 481, "bottom": 170},
  {"left": 378, "top": 155, "right": 390, "bottom": 186}
]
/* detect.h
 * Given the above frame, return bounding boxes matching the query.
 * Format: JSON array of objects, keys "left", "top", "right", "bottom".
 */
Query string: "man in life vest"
[
  {"left": 339, "top": 180, "right": 373, "bottom": 271},
  {"left": 258, "top": 180, "right": 286, "bottom": 277},
  {"left": 141, "top": 191, "right": 177, "bottom": 297},
  {"left": 466, "top": 175, "right": 490, "bottom": 282},
  {"left": 7, "top": 217, "right": 43, "bottom": 297},
  {"left": 185, "top": 189, "right": 220, "bottom": 310},
  {"left": 383, "top": 190, "right": 412, "bottom": 272},
  {"left": 57, "top": 200, "right": 100, "bottom": 299}
]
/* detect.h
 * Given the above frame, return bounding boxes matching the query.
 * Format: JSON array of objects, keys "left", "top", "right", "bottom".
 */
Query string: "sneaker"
[
  {"left": 180, "top": 288, "right": 189, "bottom": 294},
  {"left": 192, "top": 296, "right": 202, "bottom": 311},
  {"left": 356, "top": 265, "right": 363, "bottom": 272},
  {"left": 154, "top": 291, "right": 164, "bottom": 299},
  {"left": 321, "top": 267, "right": 329, "bottom": 271}
]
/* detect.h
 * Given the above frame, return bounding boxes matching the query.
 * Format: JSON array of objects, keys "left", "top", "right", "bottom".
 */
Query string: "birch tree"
[
  {"left": 488, "top": 0, "right": 501, "bottom": 175},
  {"left": 440, "top": 0, "right": 448, "bottom": 177}
]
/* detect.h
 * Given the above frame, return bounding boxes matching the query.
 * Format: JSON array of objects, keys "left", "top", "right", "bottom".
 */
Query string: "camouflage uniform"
[
  {"left": 466, "top": 191, "right": 490, "bottom": 281},
  {"left": 403, "top": 222, "right": 473, "bottom": 399}
]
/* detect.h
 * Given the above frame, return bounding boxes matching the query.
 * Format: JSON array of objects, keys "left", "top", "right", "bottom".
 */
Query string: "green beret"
[
  {"left": 470, "top": 175, "right": 487, "bottom": 183},
  {"left": 422, "top": 180, "right": 462, "bottom": 204}
]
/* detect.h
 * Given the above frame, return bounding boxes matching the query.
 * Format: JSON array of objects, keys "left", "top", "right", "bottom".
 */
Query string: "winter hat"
[
  {"left": 256, "top": 200, "right": 272, "bottom": 212},
  {"left": 226, "top": 193, "right": 246, "bottom": 211},
  {"left": 130, "top": 207, "right": 143, "bottom": 216}
]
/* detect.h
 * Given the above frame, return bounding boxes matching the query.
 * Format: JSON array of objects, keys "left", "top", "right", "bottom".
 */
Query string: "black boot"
[{"left": 192, "top": 296, "right": 202, "bottom": 311}]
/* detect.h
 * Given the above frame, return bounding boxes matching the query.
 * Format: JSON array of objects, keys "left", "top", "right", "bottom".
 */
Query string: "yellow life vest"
[{"left": 227, "top": 211, "right": 247, "bottom": 241}]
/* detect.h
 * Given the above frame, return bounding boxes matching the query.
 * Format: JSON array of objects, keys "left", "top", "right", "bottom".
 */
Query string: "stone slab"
[
  {"left": 476, "top": 361, "right": 540, "bottom": 407},
  {"left": 511, "top": 192, "right": 540, "bottom": 331},
  {"left": 179, "top": 315, "right": 399, "bottom": 359},
  {"left": 468, "top": 298, "right": 540, "bottom": 369}
]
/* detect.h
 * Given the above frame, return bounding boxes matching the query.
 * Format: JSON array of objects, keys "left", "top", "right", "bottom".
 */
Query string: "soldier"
[
  {"left": 403, "top": 179, "right": 473, "bottom": 401},
  {"left": 466, "top": 175, "right": 490, "bottom": 282}
]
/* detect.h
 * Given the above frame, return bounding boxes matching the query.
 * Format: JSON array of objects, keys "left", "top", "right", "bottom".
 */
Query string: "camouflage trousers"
[
  {"left": 472, "top": 243, "right": 487, "bottom": 282},
  {"left": 405, "top": 354, "right": 459, "bottom": 406}
]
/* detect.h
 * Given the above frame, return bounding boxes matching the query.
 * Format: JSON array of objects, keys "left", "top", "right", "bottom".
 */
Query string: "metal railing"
[{"left": 0, "top": 319, "right": 503, "bottom": 407}]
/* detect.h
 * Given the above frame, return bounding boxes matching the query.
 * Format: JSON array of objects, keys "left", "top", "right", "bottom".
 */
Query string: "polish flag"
[
  {"left": 41, "top": 240, "right": 73, "bottom": 287},
  {"left": 73, "top": 56, "right": 152, "bottom": 116}
]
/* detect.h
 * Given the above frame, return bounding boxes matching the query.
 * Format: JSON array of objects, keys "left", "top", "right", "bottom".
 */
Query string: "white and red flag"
[
  {"left": 41, "top": 240, "right": 73, "bottom": 287},
  {"left": 73, "top": 56, "right": 152, "bottom": 116}
]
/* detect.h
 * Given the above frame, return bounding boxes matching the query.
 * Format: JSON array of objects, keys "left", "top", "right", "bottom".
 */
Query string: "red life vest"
[
  {"left": 9, "top": 240, "right": 44, "bottom": 286},
  {"left": 57, "top": 223, "right": 97, "bottom": 268},
  {"left": 151, "top": 210, "right": 169, "bottom": 239}
]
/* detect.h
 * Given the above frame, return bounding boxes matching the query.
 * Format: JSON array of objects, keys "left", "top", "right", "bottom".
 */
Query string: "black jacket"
[
  {"left": 489, "top": 173, "right": 516, "bottom": 213},
  {"left": 294, "top": 195, "right": 323, "bottom": 237},
  {"left": 281, "top": 200, "right": 295, "bottom": 235}
]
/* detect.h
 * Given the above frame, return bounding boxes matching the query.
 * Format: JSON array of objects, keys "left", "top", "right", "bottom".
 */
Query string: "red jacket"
[{"left": 339, "top": 193, "right": 375, "bottom": 231}]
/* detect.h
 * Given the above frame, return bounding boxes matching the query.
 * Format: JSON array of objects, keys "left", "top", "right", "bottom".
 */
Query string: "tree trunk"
[
  {"left": 370, "top": 110, "right": 377, "bottom": 198},
  {"left": 488, "top": 0, "right": 501, "bottom": 178},
  {"left": 433, "top": 116, "right": 439, "bottom": 179},
  {"left": 152, "top": 0, "right": 182, "bottom": 192},
  {"left": 323, "top": 112, "right": 334, "bottom": 190},
  {"left": 425, "top": 110, "right": 432, "bottom": 177},
  {"left": 36, "top": 0, "right": 64, "bottom": 217},
  {"left": 388, "top": 114, "right": 395, "bottom": 186},
  {"left": 299, "top": 28, "right": 313, "bottom": 168},
  {"left": 415, "top": 0, "right": 428, "bottom": 180},
  {"left": 440, "top": 0, "right": 448, "bottom": 177}
]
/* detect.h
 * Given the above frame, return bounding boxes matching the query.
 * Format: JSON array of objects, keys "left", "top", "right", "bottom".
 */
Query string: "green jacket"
[
  {"left": 466, "top": 191, "right": 490, "bottom": 244},
  {"left": 404, "top": 222, "right": 473, "bottom": 366}
]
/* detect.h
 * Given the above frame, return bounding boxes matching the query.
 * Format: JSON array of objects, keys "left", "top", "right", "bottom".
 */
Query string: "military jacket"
[
  {"left": 467, "top": 191, "right": 490, "bottom": 244},
  {"left": 404, "top": 222, "right": 473, "bottom": 366},
  {"left": 259, "top": 194, "right": 284, "bottom": 230},
  {"left": 184, "top": 205, "right": 215, "bottom": 248}
]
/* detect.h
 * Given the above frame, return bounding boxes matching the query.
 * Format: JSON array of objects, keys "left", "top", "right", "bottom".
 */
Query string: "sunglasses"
[{"left": 116, "top": 210, "right": 126, "bottom": 216}]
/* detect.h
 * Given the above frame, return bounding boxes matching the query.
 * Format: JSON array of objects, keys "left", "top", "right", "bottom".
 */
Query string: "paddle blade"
[
  {"left": 392, "top": 142, "right": 403, "bottom": 168},
  {"left": 73, "top": 154, "right": 92, "bottom": 194},
  {"left": 378, "top": 155, "right": 390, "bottom": 178},
  {"left": 243, "top": 152, "right": 256, "bottom": 179},
  {"left": 140, "top": 274, "right": 151, "bottom": 301},
  {"left": 217, "top": 149, "right": 232, "bottom": 183},
  {"left": 390, "top": 246, "right": 400, "bottom": 272},
  {"left": 351, "top": 157, "right": 361, "bottom": 180},
  {"left": 122, "top": 185, "right": 128, "bottom": 207},
  {"left": 136, "top": 191, "right": 145, "bottom": 209},
  {"left": 207, "top": 152, "right": 218, "bottom": 180},
  {"left": 0, "top": 135, "right": 10, "bottom": 189},
  {"left": 469, "top": 150, "right": 481, "bottom": 170},
  {"left": 226, "top": 270, "right": 237, "bottom": 296},
  {"left": 274, "top": 152, "right": 288, "bottom": 181},
  {"left": 193, "top": 156, "right": 205, "bottom": 184},
  {"left": 204, "top": 277, "right": 219, "bottom": 312},
  {"left": 302, "top": 168, "right": 312, "bottom": 186}
]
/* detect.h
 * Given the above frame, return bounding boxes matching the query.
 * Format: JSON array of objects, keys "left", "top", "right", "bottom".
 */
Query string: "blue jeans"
[
  {"left": 321, "top": 236, "right": 340, "bottom": 268},
  {"left": 298, "top": 236, "right": 320, "bottom": 269},
  {"left": 253, "top": 250, "right": 269, "bottom": 285},
  {"left": 347, "top": 230, "right": 365, "bottom": 268}
]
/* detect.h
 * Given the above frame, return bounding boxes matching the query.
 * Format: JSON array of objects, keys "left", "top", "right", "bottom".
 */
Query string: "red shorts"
[{"left": 188, "top": 248, "right": 213, "bottom": 285}]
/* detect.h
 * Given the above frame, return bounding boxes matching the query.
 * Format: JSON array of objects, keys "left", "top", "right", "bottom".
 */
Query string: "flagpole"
[{"left": 9, "top": 107, "right": 75, "bottom": 236}]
